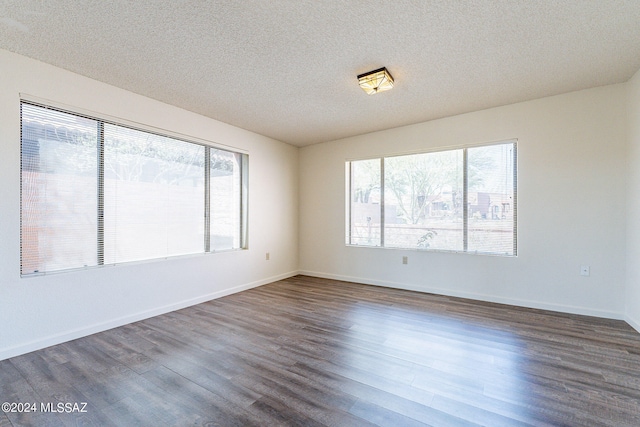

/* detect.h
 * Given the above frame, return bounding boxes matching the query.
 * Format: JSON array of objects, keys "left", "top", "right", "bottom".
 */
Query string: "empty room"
[{"left": 2, "top": 1, "right": 640, "bottom": 426}]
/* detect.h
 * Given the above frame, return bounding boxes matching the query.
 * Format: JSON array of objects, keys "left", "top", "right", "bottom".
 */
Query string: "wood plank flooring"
[{"left": 2, "top": 275, "right": 640, "bottom": 426}]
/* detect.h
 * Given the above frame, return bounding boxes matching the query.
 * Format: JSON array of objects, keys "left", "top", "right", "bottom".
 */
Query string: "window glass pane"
[
  {"left": 103, "top": 125, "right": 205, "bottom": 263},
  {"left": 467, "top": 143, "right": 516, "bottom": 255},
  {"left": 350, "top": 159, "right": 381, "bottom": 246},
  {"left": 384, "top": 150, "right": 463, "bottom": 250},
  {"left": 210, "top": 149, "right": 242, "bottom": 250},
  {"left": 21, "top": 104, "right": 98, "bottom": 274}
]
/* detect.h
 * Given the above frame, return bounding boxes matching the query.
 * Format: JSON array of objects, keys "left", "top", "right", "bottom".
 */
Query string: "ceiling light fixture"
[{"left": 357, "top": 67, "right": 394, "bottom": 95}]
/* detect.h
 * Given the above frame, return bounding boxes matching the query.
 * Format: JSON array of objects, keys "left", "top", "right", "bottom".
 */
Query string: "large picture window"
[
  {"left": 347, "top": 141, "right": 516, "bottom": 256},
  {"left": 20, "top": 102, "right": 248, "bottom": 275}
]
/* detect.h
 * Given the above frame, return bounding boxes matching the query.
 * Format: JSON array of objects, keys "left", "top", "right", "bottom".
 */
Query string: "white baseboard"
[
  {"left": 625, "top": 313, "right": 640, "bottom": 334},
  {"left": 0, "top": 271, "right": 298, "bottom": 361},
  {"left": 4, "top": 269, "right": 632, "bottom": 362},
  {"left": 298, "top": 270, "right": 624, "bottom": 321}
]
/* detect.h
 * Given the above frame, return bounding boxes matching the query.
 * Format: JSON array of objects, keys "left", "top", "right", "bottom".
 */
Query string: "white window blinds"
[
  {"left": 102, "top": 124, "right": 206, "bottom": 264},
  {"left": 20, "top": 102, "right": 248, "bottom": 275},
  {"left": 21, "top": 104, "right": 99, "bottom": 273},
  {"left": 210, "top": 149, "right": 243, "bottom": 251}
]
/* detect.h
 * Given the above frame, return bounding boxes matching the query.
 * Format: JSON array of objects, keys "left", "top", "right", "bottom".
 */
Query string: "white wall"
[
  {"left": 0, "top": 49, "right": 299, "bottom": 360},
  {"left": 626, "top": 68, "right": 640, "bottom": 331},
  {"left": 300, "top": 84, "right": 628, "bottom": 319}
]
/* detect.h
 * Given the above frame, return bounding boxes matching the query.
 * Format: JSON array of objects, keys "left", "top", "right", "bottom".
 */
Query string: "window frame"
[
  {"left": 346, "top": 140, "right": 517, "bottom": 256},
  {"left": 20, "top": 100, "right": 249, "bottom": 276}
]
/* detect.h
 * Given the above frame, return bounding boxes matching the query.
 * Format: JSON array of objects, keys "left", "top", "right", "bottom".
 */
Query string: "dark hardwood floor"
[{"left": 2, "top": 275, "right": 640, "bottom": 426}]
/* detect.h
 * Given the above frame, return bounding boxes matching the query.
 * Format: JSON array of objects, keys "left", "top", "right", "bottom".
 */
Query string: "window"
[
  {"left": 20, "top": 102, "right": 248, "bottom": 275},
  {"left": 21, "top": 106, "right": 99, "bottom": 273},
  {"left": 347, "top": 141, "right": 517, "bottom": 256}
]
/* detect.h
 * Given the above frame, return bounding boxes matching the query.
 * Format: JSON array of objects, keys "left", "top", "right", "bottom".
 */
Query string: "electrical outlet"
[
  {"left": 266, "top": 252, "right": 270, "bottom": 261},
  {"left": 580, "top": 265, "right": 590, "bottom": 276},
  {"left": 402, "top": 256, "right": 408, "bottom": 265}
]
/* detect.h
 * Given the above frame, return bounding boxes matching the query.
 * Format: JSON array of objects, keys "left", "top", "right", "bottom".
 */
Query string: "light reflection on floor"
[{"left": 341, "top": 301, "right": 539, "bottom": 425}]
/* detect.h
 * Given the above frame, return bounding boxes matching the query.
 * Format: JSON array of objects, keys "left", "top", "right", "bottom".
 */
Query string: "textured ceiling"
[{"left": 1, "top": 1, "right": 640, "bottom": 147}]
